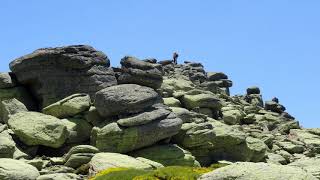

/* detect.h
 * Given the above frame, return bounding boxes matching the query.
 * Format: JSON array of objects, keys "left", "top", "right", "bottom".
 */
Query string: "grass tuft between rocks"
[{"left": 90, "top": 164, "right": 228, "bottom": 180}]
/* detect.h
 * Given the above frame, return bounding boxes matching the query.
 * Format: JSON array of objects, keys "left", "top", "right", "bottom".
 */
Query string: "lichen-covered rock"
[
  {"left": 42, "top": 94, "right": 91, "bottom": 118},
  {"left": 135, "top": 157, "right": 164, "bottom": 168},
  {"left": 172, "top": 119, "right": 247, "bottom": 165},
  {"left": 8, "top": 112, "right": 68, "bottom": 148},
  {"left": 289, "top": 157, "right": 320, "bottom": 179},
  {"left": 290, "top": 129, "right": 320, "bottom": 154},
  {"left": 170, "top": 107, "right": 207, "bottom": 123},
  {"left": 276, "top": 141, "right": 305, "bottom": 154},
  {"left": 180, "top": 90, "right": 222, "bottom": 111},
  {"left": 0, "top": 98, "right": 27, "bottom": 123},
  {"left": 163, "top": 97, "right": 182, "bottom": 107},
  {"left": 94, "top": 84, "right": 160, "bottom": 117},
  {"left": 0, "top": 158, "right": 40, "bottom": 180},
  {"left": 91, "top": 114, "right": 182, "bottom": 153},
  {"left": 63, "top": 145, "right": 99, "bottom": 169},
  {"left": 222, "top": 109, "right": 245, "bottom": 125},
  {"left": 88, "top": 153, "right": 153, "bottom": 175},
  {"left": 61, "top": 118, "right": 92, "bottom": 143},
  {"left": 36, "top": 173, "right": 81, "bottom": 180},
  {"left": 130, "top": 144, "right": 200, "bottom": 167},
  {"left": 0, "top": 72, "right": 16, "bottom": 88},
  {"left": 173, "top": 118, "right": 267, "bottom": 165},
  {"left": 118, "top": 56, "right": 163, "bottom": 89},
  {"left": 160, "top": 77, "right": 194, "bottom": 97},
  {"left": 0, "top": 130, "right": 16, "bottom": 158},
  {"left": 266, "top": 153, "right": 287, "bottom": 165},
  {"left": 199, "top": 162, "right": 317, "bottom": 180},
  {"left": 9, "top": 45, "right": 117, "bottom": 108}
]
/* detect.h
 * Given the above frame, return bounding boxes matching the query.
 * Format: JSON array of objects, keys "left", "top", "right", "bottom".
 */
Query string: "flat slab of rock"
[
  {"left": 8, "top": 112, "right": 68, "bottom": 148},
  {"left": 199, "top": 162, "right": 317, "bottom": 180},
  {"left": 95, "top": 84, "right": 160, "bottom": 117},
  {"left": 63, "top": 145, "right": 99, "bottom": 169},
  {"left": 117, "top": 107, "right": 171, "bottom": 127},
  {"left": 0, "top": 158, "right": 40, "bottom": 180},
  {"left": 89, "top": 153, "right": 153, "bottom": 175},
  {"left": 42, "top": 94, "right": 91, "bottom": 118},
  {"left": 9, "top": 45, "right": 117, "bottom": 108}
]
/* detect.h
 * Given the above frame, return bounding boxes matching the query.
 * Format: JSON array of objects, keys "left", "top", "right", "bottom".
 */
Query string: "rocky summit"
[{"left": 0, "top": 45, "right": 318, "bottom": 180}]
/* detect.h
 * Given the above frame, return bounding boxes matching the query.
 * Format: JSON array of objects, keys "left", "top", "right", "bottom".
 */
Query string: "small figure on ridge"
[{"left": 173, "top": 52, "right": 179, "bottom": 65}]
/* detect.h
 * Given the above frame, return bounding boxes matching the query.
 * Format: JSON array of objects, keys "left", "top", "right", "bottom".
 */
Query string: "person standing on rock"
[{"left": 173, "top": 52, "right": 179, "bottom": 64}]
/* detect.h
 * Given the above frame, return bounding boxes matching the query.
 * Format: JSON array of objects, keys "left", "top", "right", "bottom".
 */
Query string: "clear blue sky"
[{"left": 1, "top": 0, "right": 319, "bottom": 127}]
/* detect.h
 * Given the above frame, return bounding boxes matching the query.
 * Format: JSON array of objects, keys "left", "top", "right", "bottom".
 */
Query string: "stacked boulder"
[
  {"left": 92, "top": 84, "right": 183, "bottom": 153},
  {"left": 117, "top": 56, "right": 163, "bottom": 89},
  {"left": 0, "top": 45, "right": 318, "bottom": 179},
  {"left": 205, "top": 72, "right": 232, "bottom": 95}
]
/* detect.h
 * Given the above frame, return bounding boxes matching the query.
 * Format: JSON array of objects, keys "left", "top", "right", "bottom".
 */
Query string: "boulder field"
[{"left": 0, "top": 45, "right": 318, "bottom": 179}]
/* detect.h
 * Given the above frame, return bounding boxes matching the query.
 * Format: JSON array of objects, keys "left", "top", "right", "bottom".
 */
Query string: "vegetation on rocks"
[{"left": 90, "top": 164, "right": 227, "bottom": 180}]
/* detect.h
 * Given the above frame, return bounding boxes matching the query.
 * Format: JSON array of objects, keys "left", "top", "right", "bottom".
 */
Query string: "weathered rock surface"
[
  {"left": 42, "top": 94, "right": 91, "bottom": 118},
  {"left": 199, "top": 162, "right": 317, "bottom": 180},
  {"left": 289, "top": 157, "right": 320, "bottom": 179},
  {"left": 9, "top": 45, "right": 117, "bottom": 108},
  {"left": 118, "top": 56, "right": 163, "bottom": 89},
  {"left": 180, "top": 90, "right": 222, "bottom": 117},
  {"left": 289, "top": 129, "right": 320, "bottom": 154},
  {"left": 94, "top": 84, "right": 160, "bottom": 117},
  {"left": 8, "top": 112, "right": 68, "bottom": 148},
  {"left": 0, "top": 158, "right": 40, "bottom": 180},
  {"left": 63, "top": 145, "right": 99, "bottom": 169}
]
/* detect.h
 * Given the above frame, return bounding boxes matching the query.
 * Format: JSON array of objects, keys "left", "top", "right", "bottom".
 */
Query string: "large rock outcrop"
[
  {"left": 9, "top": 45, "right": 117, "bottom": 108},
  {"left": 1, "top": 45, "right": 318, "bottom": 179}
]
